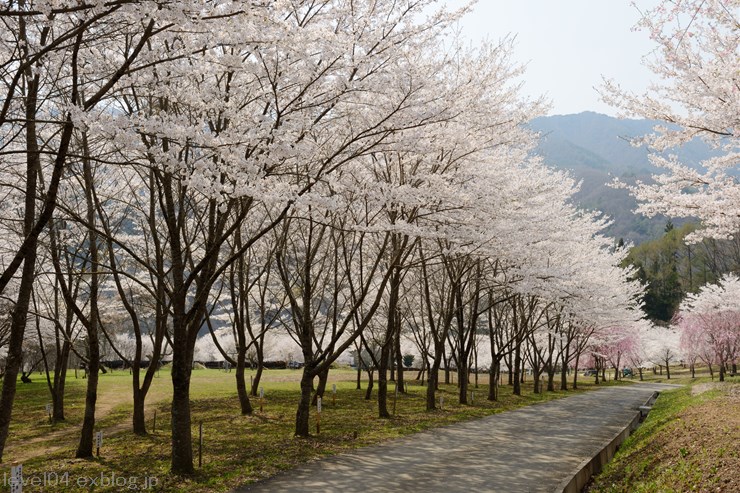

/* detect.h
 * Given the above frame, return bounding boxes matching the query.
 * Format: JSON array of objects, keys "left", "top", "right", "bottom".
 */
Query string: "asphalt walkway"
[{"left": 234, "top": 382, "right": 681, "bottom": 493}]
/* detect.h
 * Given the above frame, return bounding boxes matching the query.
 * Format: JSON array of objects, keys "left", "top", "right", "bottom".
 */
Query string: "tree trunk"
[
  {"left": 513, "top": 343, "right": 521, "bottom": 396},
  {"left": 0, "top": 45, "right": 42, "bottom": 460},
  {"left": 75, "top": 145, "right": 101, "bottom": 459},
  {"left": 443, "top": 346, "right": 451, "bottom": 385},
  {"left": 295, "top": 367, "right": 313, "bottom": 437},
  {"left": 235, "top": 346, "right": 253, "bottom": 415},
  {"left": 76, "top": 356, "right": 100, "bottom": 458},
  {"left": 0, "top": 248, "right": 37, "bottom": 461},
  {"left": 47, "top": 306, "right": 72, "bottom": 422},
  {"left": 426, "top": 354, "right": 443, "bottom": 411},
  {"left": 547, "top": 368, "right": 555, "bottom": 392},
  {"left": 572, "top": 353, "right": 580, "bottom": 390},
  {"left": 130, "top": 315, "right": 165, "bottom": 436},
  {"left": 52, "top": 359, "right": 68, "bottom": 421},
  {"left": 488, "top": 360, "right": 499, "bottom": 401},
  {"left": 507, "top": 352, "right": 513, "bottom": 385},
  {"left": 132, "top": 386, "right": 147, "bottom": 435},
  {"left": 75, "top": 308, "right": 100, "bottom": 458},
  {"left": 533, "top": 367, "right": 541, "bottom": 394},
  {"left": 364, "top": 369, "right": 374, "bottom": 400},
  {"left": 416, "top": 359, "right": 426, "bottom": 386},
  {"left": 251, "top": 363, "right": 264, "bottom": 396},
  {"left": 458, "top": 364, "right": 469, "bottom": 404},
  {"left": 560, "top": 345, "right": 570, "bottom": 391},
  {"left": 394, "top": 326, "right": 405, "bottom": 393},
  {"left": 560, "top": 363, "right": 568, "bottom": 391},
  {"left": 520, "top": 358, "right": 525, "bottom": 383},
  {"left": 378, "top": 267, "right": 401, "bottom": 415},
  {"left": 311, "top": 369, "right": 329, "bottom": 406},
  {"left": 377, "top": 343, "right": 391, "bottom": 418},
  {"left": 170, "top": 332, "right": 194, "bottom": 474},
  {"left": 457, "top": 324, "right": 469, "bottom": 403},
  {"left": 473, "top": 345, "right": 479, "bottom": 389}
]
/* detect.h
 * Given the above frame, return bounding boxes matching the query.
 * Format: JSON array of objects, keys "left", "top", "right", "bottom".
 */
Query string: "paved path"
[{"left": 235, "top": 383, "right": 681, "bottom": 493}]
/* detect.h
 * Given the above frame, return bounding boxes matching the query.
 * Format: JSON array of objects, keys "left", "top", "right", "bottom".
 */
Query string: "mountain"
[{"left": 529, "top": 112, "right": 717, "bottom": 245}]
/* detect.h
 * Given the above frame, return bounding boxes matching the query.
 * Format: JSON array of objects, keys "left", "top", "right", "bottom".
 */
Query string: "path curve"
[
  {"left": 5, "top": 386, "right": 168, "bottom": 463},
  {"left": 235, "top": 383, "right": 681, "bottom": 493}
]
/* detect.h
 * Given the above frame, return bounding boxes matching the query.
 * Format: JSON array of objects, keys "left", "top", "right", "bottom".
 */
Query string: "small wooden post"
[
  {"left": 439, "top": 395, "right": 444, "bottom": 410},
  {"left": 46, "top": 403, "right": 52, "bottom": 423},
  {"left": 470, "top": 390, "right": 474, "bottom": 405},
  {"left": 259, "top": 387, "right": 264, "bottom": 412},
  {"left": 316, "top": 398, "right": 322, "bottom": 435},
  {"left": 393, "top": 383, "right": 398, "bottom": 415},
  {"left": 95, "top": 431, "right": 103, "bottom": 457},
  {"left": 10, "top": 463, "right": 21, "bottom": 493}
]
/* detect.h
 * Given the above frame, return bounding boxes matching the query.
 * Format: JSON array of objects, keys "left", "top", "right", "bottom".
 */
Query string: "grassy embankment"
[
  {"left": 589, "top": 369, "right": 739, "bottom": 493},
  {"left": 2, "top": 366, "right": 625, "bottom": 492}
]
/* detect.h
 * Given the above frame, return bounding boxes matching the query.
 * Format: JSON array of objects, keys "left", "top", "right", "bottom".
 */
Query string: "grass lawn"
[
  {"left": 2, "top": 366, "right": 631, "bottom": 492},
  {"left": 632, "top": 363, "right": 730, "bottom": 386},
  {"left": 588, "top": 375, "right": 739, "bottom": 493}
]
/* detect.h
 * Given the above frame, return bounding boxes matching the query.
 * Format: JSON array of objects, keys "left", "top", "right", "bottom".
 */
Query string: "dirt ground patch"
[
  {"left": 692, "top": 381, "right": 740, "bottom": 399},
  {"left": 662, "top": 396, "right": 740, "bottom": 492}
]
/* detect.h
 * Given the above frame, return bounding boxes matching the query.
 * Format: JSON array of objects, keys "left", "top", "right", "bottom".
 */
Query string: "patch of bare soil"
[
  {"left": 691, "top": 381, "right": 740, "bottom": 398},
  {"left": 667, "top": 396, "right": 739, "bottom": 492}
]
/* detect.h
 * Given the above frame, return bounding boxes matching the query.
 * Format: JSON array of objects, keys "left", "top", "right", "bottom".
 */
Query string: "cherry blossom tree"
[
  {"left": 624, "top": 322, "right": 657, "bottom": 381},
  {"left": 0, "top": 0, "right": 252, "bottom": 464},
  {"left": 677, "top": 274, "right": 740, "bottom": 380},
  {"left": 0, "top": 0, "right": 661, "bottom": 477},
  {"left": 640, "top": 325, "right": 681, "bottom": 378},
  {"left": 603, "top": 0, "right": 739, "bottom": 242},
  {"left": 105, "top": 0, "right": 482, "bottom": 471},
  {"left": 602, "top": 328, "right": 638, "bottom": 380}
]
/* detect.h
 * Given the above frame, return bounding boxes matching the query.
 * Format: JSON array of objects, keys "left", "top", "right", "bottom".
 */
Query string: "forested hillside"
[
  {"left": 624, "top": 221, "right": 740, "bottom": 323},
  {"left": 530, "top": 112, "right": 717, "bottom": 244}
]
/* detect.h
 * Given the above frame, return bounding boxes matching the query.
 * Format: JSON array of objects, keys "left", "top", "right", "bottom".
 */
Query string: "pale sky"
[{"left": 442, "top": 0, "right": 660, "bottom": 116}]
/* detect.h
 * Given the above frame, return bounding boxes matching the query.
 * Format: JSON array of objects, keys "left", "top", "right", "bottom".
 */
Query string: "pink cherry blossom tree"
[{"left": 677, "top": 274, "right": 740, "bottom": 380}]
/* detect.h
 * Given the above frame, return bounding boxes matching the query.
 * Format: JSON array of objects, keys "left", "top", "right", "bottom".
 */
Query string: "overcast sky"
[{"left": 442, "top": 0, "right": 660, "bottom": 116}]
